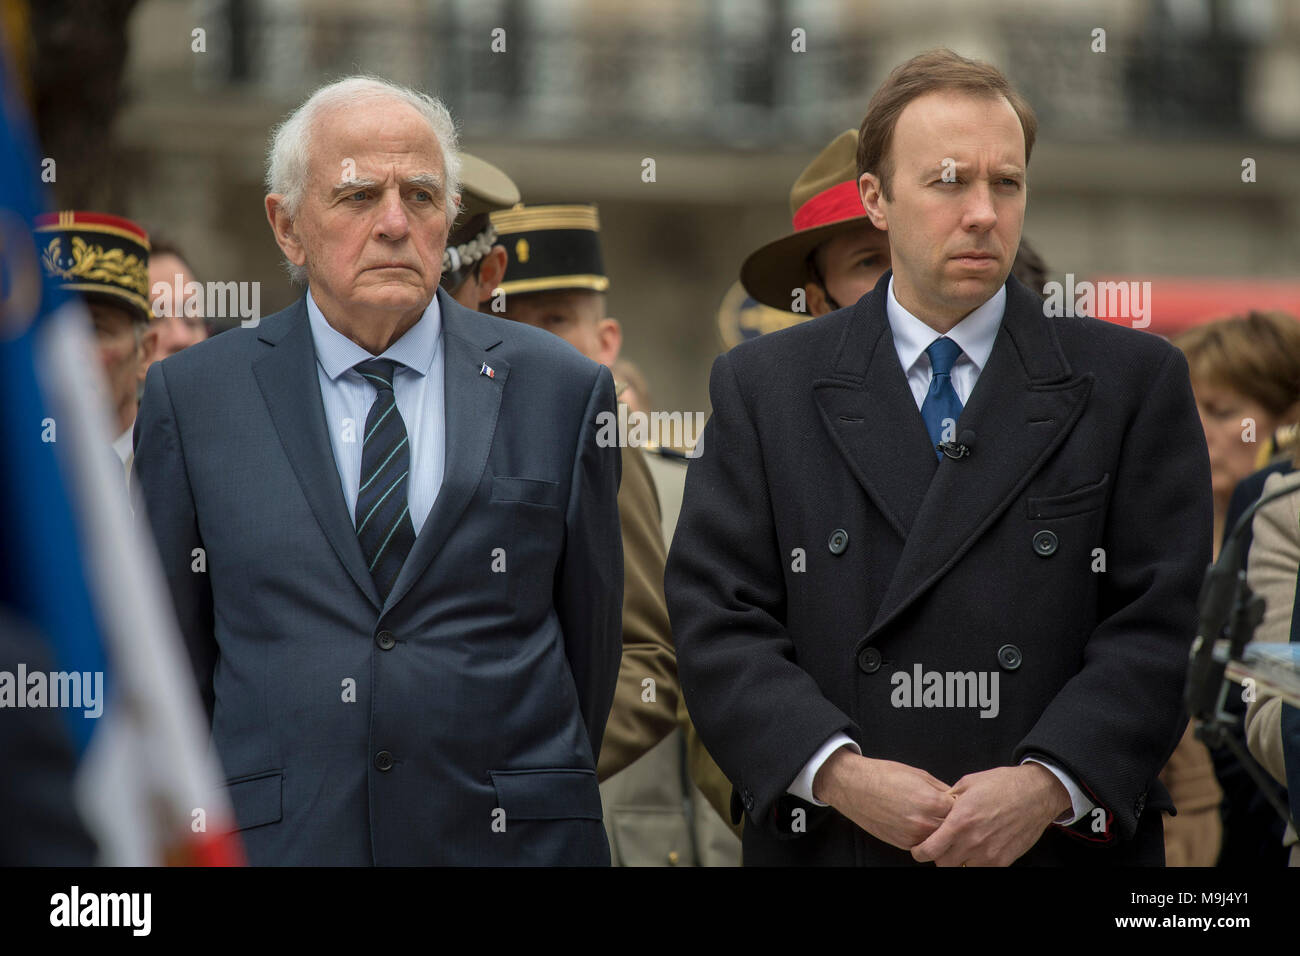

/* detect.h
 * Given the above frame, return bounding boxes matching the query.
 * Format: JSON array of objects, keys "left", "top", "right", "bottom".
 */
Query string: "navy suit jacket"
[{"left": 134, "top": 288, "right": 623, "bottom": 865}]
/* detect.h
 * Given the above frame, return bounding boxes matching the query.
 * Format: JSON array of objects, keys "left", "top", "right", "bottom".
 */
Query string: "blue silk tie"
[{"left": 921, "top": 337, "right": 964, "bottom": 460}]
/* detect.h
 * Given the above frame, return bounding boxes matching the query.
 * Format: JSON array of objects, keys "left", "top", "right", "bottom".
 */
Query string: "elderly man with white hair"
[{"left": 133, "top": 76, "right": 623, "bottom": 865}]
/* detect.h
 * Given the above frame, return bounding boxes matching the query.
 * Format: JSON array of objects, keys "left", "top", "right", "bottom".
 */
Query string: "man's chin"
[{"left": 348, "top": 280, "right": 435, "bottom": 312}]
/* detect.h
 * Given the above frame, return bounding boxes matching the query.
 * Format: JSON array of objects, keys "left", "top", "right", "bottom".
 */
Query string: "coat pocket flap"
[
  {"left": 225, "top": 770, "right": 283, "bottom": 831},
  {"left": 1027, "top": 473, "right": 1111, "bottom": 519},
  {"left": 491, "top": 476, "right": 562, "bottom": 507},
  {"left": 490, "top": 768, "right": 603, "bottom": 821}
]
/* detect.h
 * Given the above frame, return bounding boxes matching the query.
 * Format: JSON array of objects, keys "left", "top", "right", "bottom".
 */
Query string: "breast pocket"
[
  {"left": 490, "top": 476, "right": 564, "bottom": 610},
  {"left": 1026, "top": 472, "right": 1110, "bottom": 520}
]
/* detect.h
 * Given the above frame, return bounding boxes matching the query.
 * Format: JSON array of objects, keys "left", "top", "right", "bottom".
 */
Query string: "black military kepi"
[
  {"left": 490, "top": 203, "right": 609, "bottom": 296},
  {"left": 34, "top": 210, "right": 151, "bottom": 322},
  {"left": 440, "top": 153, "right": 520, "bottom": 292}
]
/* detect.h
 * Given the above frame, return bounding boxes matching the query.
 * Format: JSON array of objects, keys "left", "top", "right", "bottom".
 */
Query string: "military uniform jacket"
[{"left": 666, "top": 271, "right": 1212, "bottom": 865}]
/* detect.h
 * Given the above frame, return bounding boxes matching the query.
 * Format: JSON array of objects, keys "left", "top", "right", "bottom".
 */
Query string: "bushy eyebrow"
[
  {"left": 404, "top": 173, "right": 443, "bottom": 193},
  {"left": 329, "top": 173, "right": 444, "bottom": 195}
]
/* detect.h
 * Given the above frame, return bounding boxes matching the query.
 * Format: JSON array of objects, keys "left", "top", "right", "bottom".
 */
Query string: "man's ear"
[
  {"left": 265, "top": 194, "right": 306, "bottom": 267},
  {"left": 137, "top": 325, "right": 160, "bottom": 381},
  {"left": 805, "top": 282, "right": 833, "bottom": 319},
  {"left": 596, "top": 317, "right": 622, "bottom": 367},
  {"left": 475, "top": 246, "right": 508, "bottom": 306},
  {"left": 858, "top": 172, "right": 889, "bottom": 231}
]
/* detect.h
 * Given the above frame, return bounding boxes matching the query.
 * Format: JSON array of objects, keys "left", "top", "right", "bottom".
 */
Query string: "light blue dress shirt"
[{"left": 305, "top": 289, "right": 446, "bottom": 536}]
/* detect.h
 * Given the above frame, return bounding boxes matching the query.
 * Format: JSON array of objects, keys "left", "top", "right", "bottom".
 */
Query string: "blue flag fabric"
[{"left": 0, "top": 59, "right": 110, "bottom": 754}]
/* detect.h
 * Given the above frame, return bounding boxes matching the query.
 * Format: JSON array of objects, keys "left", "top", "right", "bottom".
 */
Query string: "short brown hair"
[
  {"left": 1173, "top": 311, "right": 1300, "bottom": 419},
  {"left": 857, "top": 49, "right": 1038, "bottom": 201}
]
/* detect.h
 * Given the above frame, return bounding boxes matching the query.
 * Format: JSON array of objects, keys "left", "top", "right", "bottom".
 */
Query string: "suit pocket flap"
[
  {"left": 490, "top": 768, "right": 603, "bottom": 821},
  {"left": 225, "top": 770, "right": 283, "bottom": 831},
  {"left": 1027, "top": 473, "right": 1110, "bottom": 519},
  {"left": 491, "top": 476, "right": 561, "bottom": 507}
]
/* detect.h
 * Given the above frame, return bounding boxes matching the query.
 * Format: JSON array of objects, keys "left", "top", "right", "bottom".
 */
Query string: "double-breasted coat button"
[
  {"left": 996, "top": 644, "right": 1023, "bottom": 671},
  {"left": 375, "top": 630, "right": 396, "bottom": 650},
  {"left": 1032, "top": 530, "right": 1059, "bottom": 557},
  {"left": 375, "top": 750, "right": 394, "bottom": 771},
  {"left": 857, "top": 647, "right": 882, "bottom": 674},
  {"left": 744, "top": 791, "right": 755, "bottom": 812},
  {"left": 828, "top": 529, "right": 849, "bottom": 555}
]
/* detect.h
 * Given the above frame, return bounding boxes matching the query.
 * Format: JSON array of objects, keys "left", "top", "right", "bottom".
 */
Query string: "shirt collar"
[
  {"left": 886, "top": 274, "right": 1005, "bottom": 375},
  {"left": 306, "top": 287, "right": 441, "bottom": 381}
]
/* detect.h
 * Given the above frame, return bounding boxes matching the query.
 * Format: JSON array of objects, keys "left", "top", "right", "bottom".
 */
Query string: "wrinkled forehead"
[{"left": 307, "top": 96, "right": 445, "bottom": 179}]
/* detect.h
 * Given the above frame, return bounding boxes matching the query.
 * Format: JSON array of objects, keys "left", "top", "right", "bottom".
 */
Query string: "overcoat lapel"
[{"left": 814, "top": 275, "right": 1094, "bottom": 643}]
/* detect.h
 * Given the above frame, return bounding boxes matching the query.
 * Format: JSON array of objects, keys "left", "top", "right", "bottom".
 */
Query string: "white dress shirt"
[
  {"left": 787, "top": 277, "right": 1094, "bottom": 827},
  {"left": 305, "top": 288, "right": 446, "bottom": 536}
]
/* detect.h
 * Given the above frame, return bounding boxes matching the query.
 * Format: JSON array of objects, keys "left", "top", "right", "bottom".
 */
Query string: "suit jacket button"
[
  {"left": 376, "top": 630, "right": 396, "bottom": 650},
  {"left": 996, "top": 643, "right": 1022, "bottom": 671},
  {"left": 375, "top": 750, "right": 394, "bottom": 771},
  {"left": 1032, "top": 530, "right": 1059, "bottom": 557},
  {"left": 857, "top": 647, "right": 882, "bottom": 674},
  {"left": 744, "top": 793, "right": 755, "bottom": 811},
  {"left": 828, "top": 529, "right": 849, "bottom": 555},
  {"left": 1135, "top": 791, "right": 1146, "bottom": 816}
]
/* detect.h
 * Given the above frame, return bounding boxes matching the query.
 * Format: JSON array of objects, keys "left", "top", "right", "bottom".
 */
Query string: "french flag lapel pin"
[{"left": 479, "top": 362, "right": 495, "bottom": 379}]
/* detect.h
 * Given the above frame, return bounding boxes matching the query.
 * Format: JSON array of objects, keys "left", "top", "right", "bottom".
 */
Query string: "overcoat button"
[
  {"left": 828, "top": 529, "right": 849, "bottom": 555},
  {"left": 375, "top": 750, "right": 394, "bottom": 771},
  {"left": 1032, "top": 530, "right": 1058, "bottom": 557},
  {"left": 857, "top": 647, "right": 882, "bottom": 674},
  {"left": 997, "top": 643, "right": 1023, "bottom": 671},
  {"left": 376, "top": 630, "right": 396, "bottom": 650}
]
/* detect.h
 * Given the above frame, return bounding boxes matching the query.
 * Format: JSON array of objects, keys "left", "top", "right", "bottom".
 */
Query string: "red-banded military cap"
[{"left": 34, "top": 210, "right": 151, "bottom": 322}]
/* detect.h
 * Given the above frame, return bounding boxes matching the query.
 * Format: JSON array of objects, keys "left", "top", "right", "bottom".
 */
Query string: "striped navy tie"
[{"left": 353, "top": 359, "right": 416, "bottom": 601}]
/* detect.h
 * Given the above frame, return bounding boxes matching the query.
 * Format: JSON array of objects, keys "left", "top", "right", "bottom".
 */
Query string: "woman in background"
[{"left": 1172, "top": 311, "right": 1300, "bottom": 866}]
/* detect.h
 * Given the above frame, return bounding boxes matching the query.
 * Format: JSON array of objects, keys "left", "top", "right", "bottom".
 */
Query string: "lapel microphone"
[{"left": 937, "top": 429, "right": 976, "bottom": 460}]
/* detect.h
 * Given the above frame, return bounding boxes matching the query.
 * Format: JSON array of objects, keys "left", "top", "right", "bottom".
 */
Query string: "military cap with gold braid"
[
  {"left": 34, "top": 211, "right": 151, "bottom": 323},
  {"left": 441, "top": 153, "right": 520, "bottom": 292},
  {"left": 490, "top": 203, "right": 609, "bottom": 297}
]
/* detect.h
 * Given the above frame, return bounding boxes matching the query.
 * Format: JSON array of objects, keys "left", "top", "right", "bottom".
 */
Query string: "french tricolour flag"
[{"left": 0, "top": 54, "right": 241, "bottom": 865}]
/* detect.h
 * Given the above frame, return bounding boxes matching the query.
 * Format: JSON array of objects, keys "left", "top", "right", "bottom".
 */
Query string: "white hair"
[{"left": 264, "top": 75, "right": 462, "bottom": 285}]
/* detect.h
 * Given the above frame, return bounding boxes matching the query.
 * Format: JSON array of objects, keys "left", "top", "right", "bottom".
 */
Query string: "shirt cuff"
[
  {"left": 788, "top": 733, "right": 860, "bottom": 806},
  {"left": 1021, "top": 756, "right": 1094, "bottom": 825}
]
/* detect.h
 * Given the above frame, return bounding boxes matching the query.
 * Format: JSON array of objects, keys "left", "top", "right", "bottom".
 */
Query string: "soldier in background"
[
  {"left": 440, "top": 153, "right": 517, "bottom": 310},
  {"left": 490, "top": 202, "right": 729, "bottom": 864},
  {"left": 740, "top": 129, "right": 891, "bottom": 320},
  {"left": 35, "top": 210, "right": 151, "bottom": 489}
]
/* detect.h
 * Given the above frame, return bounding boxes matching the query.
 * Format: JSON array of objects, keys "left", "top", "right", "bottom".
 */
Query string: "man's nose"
[
  {"left": 961, "top": 183, "right": 997, "bottom": 231},
  {"left": 374, "top": 190, "right": 410, "bottom": 240}
]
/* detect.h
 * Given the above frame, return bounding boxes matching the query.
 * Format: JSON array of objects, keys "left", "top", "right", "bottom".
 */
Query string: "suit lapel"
[
  {"left": 813, "top": 286, "right": 938, "bottom": 540},
  {"left": 252, "top": 299, "right": 382, "bottom": 610},
  {"left": 863, "top": 277, "right": 1094, "bottom": 641},
  {"left": 381, "top": 289, "right": 507, "bottom": 616}
]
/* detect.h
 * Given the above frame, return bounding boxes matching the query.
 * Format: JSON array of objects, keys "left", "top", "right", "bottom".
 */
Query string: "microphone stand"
[{"left": 1186, "top": 485, "right": 1298, "bottom": 833}]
